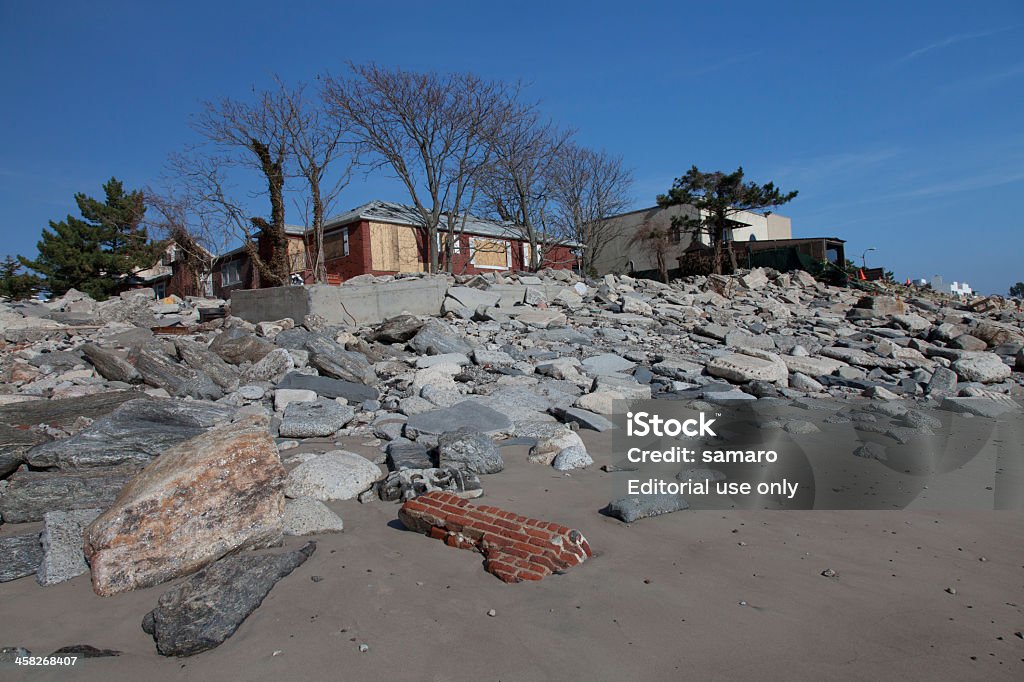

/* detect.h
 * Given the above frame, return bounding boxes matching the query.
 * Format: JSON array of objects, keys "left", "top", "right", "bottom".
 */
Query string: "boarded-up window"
[
  {"left": 287, "top": 239, "right": 307, "bottom": 273},
  {"left": 323, "top": 227, "right": 349, "bottom": 261},
  {"left": 472, "top": 237, "right": 509, "bottom": 269},
  {"left": 370, "top": 222, "right": 424, "bottom": 272}
]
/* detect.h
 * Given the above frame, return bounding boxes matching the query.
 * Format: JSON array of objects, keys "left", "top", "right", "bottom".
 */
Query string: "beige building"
[{"left": 590, "top": 204, "right": 792, "bottom": 276}]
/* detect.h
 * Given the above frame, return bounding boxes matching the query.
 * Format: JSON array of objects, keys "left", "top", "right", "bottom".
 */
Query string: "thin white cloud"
[
  {"left": 895, "top": 25, "right": 1021, "bottom": 64},
  {"left": 772, "top": 148, "right": 901, "bottom": 187}
]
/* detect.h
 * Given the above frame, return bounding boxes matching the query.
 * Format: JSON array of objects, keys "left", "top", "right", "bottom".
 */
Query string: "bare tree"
[
  {"left": 323, "top": 63, "right": 505, "bottom": 273},
  {"left": 280, "top": 78, "right": 354, "bottom": 283},
  {"left": 549, "top": 143, "right": 634, "bottom": 276},
  {"left": 479, "top": 99, "right": 572, "bottom": 271},
  {"left": 178, "top": 88, "right": 295, "bottom": 287},
  {"left": 144, "top": 189, "right": 226, "bottom": 296}
]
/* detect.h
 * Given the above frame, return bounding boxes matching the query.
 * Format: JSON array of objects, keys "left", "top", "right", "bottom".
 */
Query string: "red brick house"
[{"left": 213, "top": 200, "right": 580, "bottom": 298}]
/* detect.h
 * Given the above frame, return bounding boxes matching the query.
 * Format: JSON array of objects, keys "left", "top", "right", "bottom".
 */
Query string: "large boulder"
[
  {"left": 174, "top": 338, "right": 240, "bottom": 391},
  {"left": 81, "top": 344, "right": 141, "bottom": 384},
  {"left": 0, "top": 534, "right": 43, "bottom": 583},
  {"left": 306, "top": 336, "right": 377, "bottom": 385},
  {"left": 372, "top": 315, "right": 424, "bottom": 343},
  {"left": 129, "top": 348, "right": 223, "bottom": 400},
  {"left": 405, "top": 400, "right": 513, "bottom": 437},
  {"left": 83, "top": 415, "right": 286, "bottom": 597},
  {"left": 951, "top": 353, "right": 1012, "bottom": 384},
  {"left": 27, "top": 398, "right": 234, "bottom": 469},
  {"left": 142, "top": 542, "right": 315, "bottom": 657},
  {"left": 276, "top": 372, "right": 379, "bottom": 402},
  {"left": 37, "top": 509, "right": 101, "bottom": 586},
  {"left": 284, "top": 451, "right": 383, "bottom": 501}
]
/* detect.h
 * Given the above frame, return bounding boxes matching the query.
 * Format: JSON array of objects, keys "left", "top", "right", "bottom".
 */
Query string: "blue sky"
[{"left": 1, "top": 0, "right": 1021, "bottom": 293}]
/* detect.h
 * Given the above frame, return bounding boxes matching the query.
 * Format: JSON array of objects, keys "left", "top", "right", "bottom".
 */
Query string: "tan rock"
[{"left": 83, "top": 415, "right": 285, "bottom": 597}]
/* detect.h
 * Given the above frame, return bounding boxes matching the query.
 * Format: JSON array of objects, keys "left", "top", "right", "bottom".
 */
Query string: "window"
[
  {"left": 670, "top": 226, "right": 682, "bottom": 244},
  {"left": 153, "top": 282, "right": 167, "bottom": 299},
  {"left": 436, "top": 233, "right": 463, "bottom": 255},
  {"left": 324, "top": 227, "right": 349, "bottom": 260},
  {"left": 471, "top": 237, "right": 511, "bottom": 269},
  {"left": 221, "top": 260, "right": 242, "bottom": 286}
]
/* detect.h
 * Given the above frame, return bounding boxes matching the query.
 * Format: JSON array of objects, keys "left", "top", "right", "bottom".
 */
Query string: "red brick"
[{"left": 400, "top": 492, "right": 591, "bottom": 583}]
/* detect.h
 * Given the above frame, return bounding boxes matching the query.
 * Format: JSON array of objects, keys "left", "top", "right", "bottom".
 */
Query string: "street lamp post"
[{"left": 861, "top": 247, "right": 876, "bottom": 269}]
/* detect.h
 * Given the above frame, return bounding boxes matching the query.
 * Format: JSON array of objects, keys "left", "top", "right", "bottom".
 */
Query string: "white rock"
[
  {"left": 283, "top": 497, "right": 345, "bottom": 536},
  {"left": 284, "top": 451, "right": 383, "bottom": 501},
  {"left": 275, "top": 388, "right": 318, "bottom": 412}
]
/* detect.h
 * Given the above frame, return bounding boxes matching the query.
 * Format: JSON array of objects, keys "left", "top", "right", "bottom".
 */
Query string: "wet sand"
[{"left": 2, "top": 435, "right": 1022, "bottom": 681}]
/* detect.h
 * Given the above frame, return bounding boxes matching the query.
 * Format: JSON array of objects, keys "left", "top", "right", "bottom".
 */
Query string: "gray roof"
[{"left": 323, "top": 200, "right": 581, "bottom": 247}]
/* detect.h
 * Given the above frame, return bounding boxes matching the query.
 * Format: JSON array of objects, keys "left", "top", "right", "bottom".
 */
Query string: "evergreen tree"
[
  {"left": 20, "top": 178, "right": 162, "bottom": 300},
  {"left": 0, "top": 256, "right": 42, "bottom": 300},
  {"left": 657, "top": 166, "right": 797, "bottom": 275}
]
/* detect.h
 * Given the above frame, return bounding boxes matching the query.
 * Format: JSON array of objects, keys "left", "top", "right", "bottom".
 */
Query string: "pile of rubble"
[{"left": 1, "top": 266, "right": 1021, "bottom": 656}]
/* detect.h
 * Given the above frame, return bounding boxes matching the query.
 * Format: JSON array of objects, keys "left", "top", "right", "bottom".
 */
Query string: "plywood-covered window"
[
  {"left": 471, "top": 237, "right": 510, "bottom": 269},
  {"left": 287, "top": 239, "right": 307, "bottom": 273},
  {"left": 370, "top": 222, "right": 424, "bottom": 273},
  {"left": 323, "top": 227, "right": 350, "bottom": 261}
]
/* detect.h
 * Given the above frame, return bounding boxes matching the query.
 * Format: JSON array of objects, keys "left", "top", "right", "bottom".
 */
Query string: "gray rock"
[
  {"left": 783, "top": 420, "right": 820, "bottom": 434},
  {"left": 209, "top": 328, "right": 275, "bottom": 365},
  {"left": 405, "top": 400, "right": 513, "bottom": 437},
  {"left": 0, "top": 423, "right": 48, "bottom": 477},
  {"left": 472, "top": 349, "right": 516, "bottom": 367},
  {"left": 0, "top": 647, "right": 32, "bottom": 662},
  {"left": 385, "top": 439, "right": 433, "bottom": 471},
  {"left": 552, "top": 445, "right": 593, "bottom": 471},
  {"left": 951, "top": 353, "right": 1011, "bottom": 384},
  {"left": 37, "top": 509, "right": 101, "bottom": 586},
  {"left": 240, "top": 348, "right": 293, "bottom": 384},
  {"left": 372, "top": 315, "right": 425, "bottom": 343},
  {"left": 284, "top": 451, "right": 382, "bottom": 501},
  {"left": 27, "top": 398, "right": 234, "bottom": 469},
  {"left": 278, "top": 399, "right": 354, "bottom": 438},
  {"left": 130, "top": 348, "right": 222, "bottom": 400},
  {"left": 306, "top": 336, "right": 377, "bottom": 385},
  {"left": 0, "top": 466, "right": 137, "bottom": 523},
  {"left": 273, "top": 327, "right": 315, "bottom": 350},
  {"left": 409, "top": 319, "right": 473, "bottom": 356},
  {"left": 581, "top": 353, "right": 635, "bottom": 376},
  {"left": 0, "top": 534, "right": 43, "bottom": 582},
  {"left": 604, "top": 495, "right": 689, "bottom": 523},
  {"left": 174, "top": 338, "right": 240, "bottom": 391},
  {"left": 436, "top": 429, "right": 504, "bottom": 474},
  {"left": 707, "top": 350, "right": 788, "bottom": 384},
  {"left": 853, "top": 442, "right": 887, "bottom": 461},
  {"left": 276, "top": 372, "right": 379, "bottom": 402},
  {"left": 926, "top": 366, "right": 958, "bottom": 397},
  {"left": 237, "top": 385, "right": 265, "bottom": 400},
  {"left": 940, "top": 396, "right": 1018, "bottom": 418},
  {"left": 141, "top": 542, "right": 316, "bottom": 657},
  {"left": 283, "top": 498, "right": 344, "bottom": 536},
  {"left": 556, "top": 407, "right": 616, "bottom": 432},
  {"left": 81, "top": 344, "right": 141, "bottom": 383}
]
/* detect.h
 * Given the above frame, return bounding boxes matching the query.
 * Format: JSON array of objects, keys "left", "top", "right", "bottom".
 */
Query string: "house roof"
[{"left": 323, "top": 200, "right": 582, "bottom": 247}]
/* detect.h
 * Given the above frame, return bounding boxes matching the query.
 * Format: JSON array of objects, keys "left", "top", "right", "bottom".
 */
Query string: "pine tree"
[
  {"left": 0, "top": 256, "right": 42, "bottom": 300},
  {"left": 20, "top": 178, "right": 163, "bottom": 300}
]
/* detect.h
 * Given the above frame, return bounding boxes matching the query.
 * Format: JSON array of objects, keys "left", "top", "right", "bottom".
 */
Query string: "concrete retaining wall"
[{"left": 230, "top": 277, "right": 448, "bottom": 326}]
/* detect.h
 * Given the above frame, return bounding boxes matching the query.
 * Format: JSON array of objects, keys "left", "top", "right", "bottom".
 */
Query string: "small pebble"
[
  {"left": 821, "top": 568, "right": 838, "bottom": 578},
  {"left": 487, "top": 609, "right": 497, "bottom": 617},
  {"left": 946, "top": 587, "right": 957, "bottom": 595},
  {"left": 358, "top": 643, "right": 369, "bottom": 653}
]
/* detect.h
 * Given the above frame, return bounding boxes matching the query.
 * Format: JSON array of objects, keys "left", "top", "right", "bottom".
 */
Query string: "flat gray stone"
[
  {"left": 27, "top": 398, "right": 234, "bottom": 469},
  {"left": 142, "top": 542, "right": 315, "bottom": 657},
  {"left": 385, "top": 439, "right": 433, "bottom": 471},
  {"left": 951, "top": 353, "right": 1011, "bottom": 384},
  {"left": 306, "top": 336, "right": 377, "bottom": 386},
  {"left": 604, "top": 495, "right": 688, "bottom": 523},
  {"left": 37, "top": 508, "right": 101, "bottom": 586},
  {"left": 405, "top": 400, "right": 513, "bottom": 437},
  {"left": 276, "top": 372, "right": 379, "bottom": 402},
  {"left": 557, "top": 407, "right": 616, "bottom": 432},
  {"left": 0, "top": 534, "right": 43, "bottom": 582},
  {"left": 130, "top": 348, "right": 222, "bottom": 400},
  {"left": 436, "top": 429, "right": 504, "bottom": 474},
  {"left": 0, "top": 466, "right": 137, "bottom": 523},
  {"left": 283, "top": 498, "right": 344, "bottom": 536},
  {"left": 278, "top": 399, "right": 354, "bottom": 438},
  {"left": 581, "top": 353, "right": 635, "bottom": 376}
]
